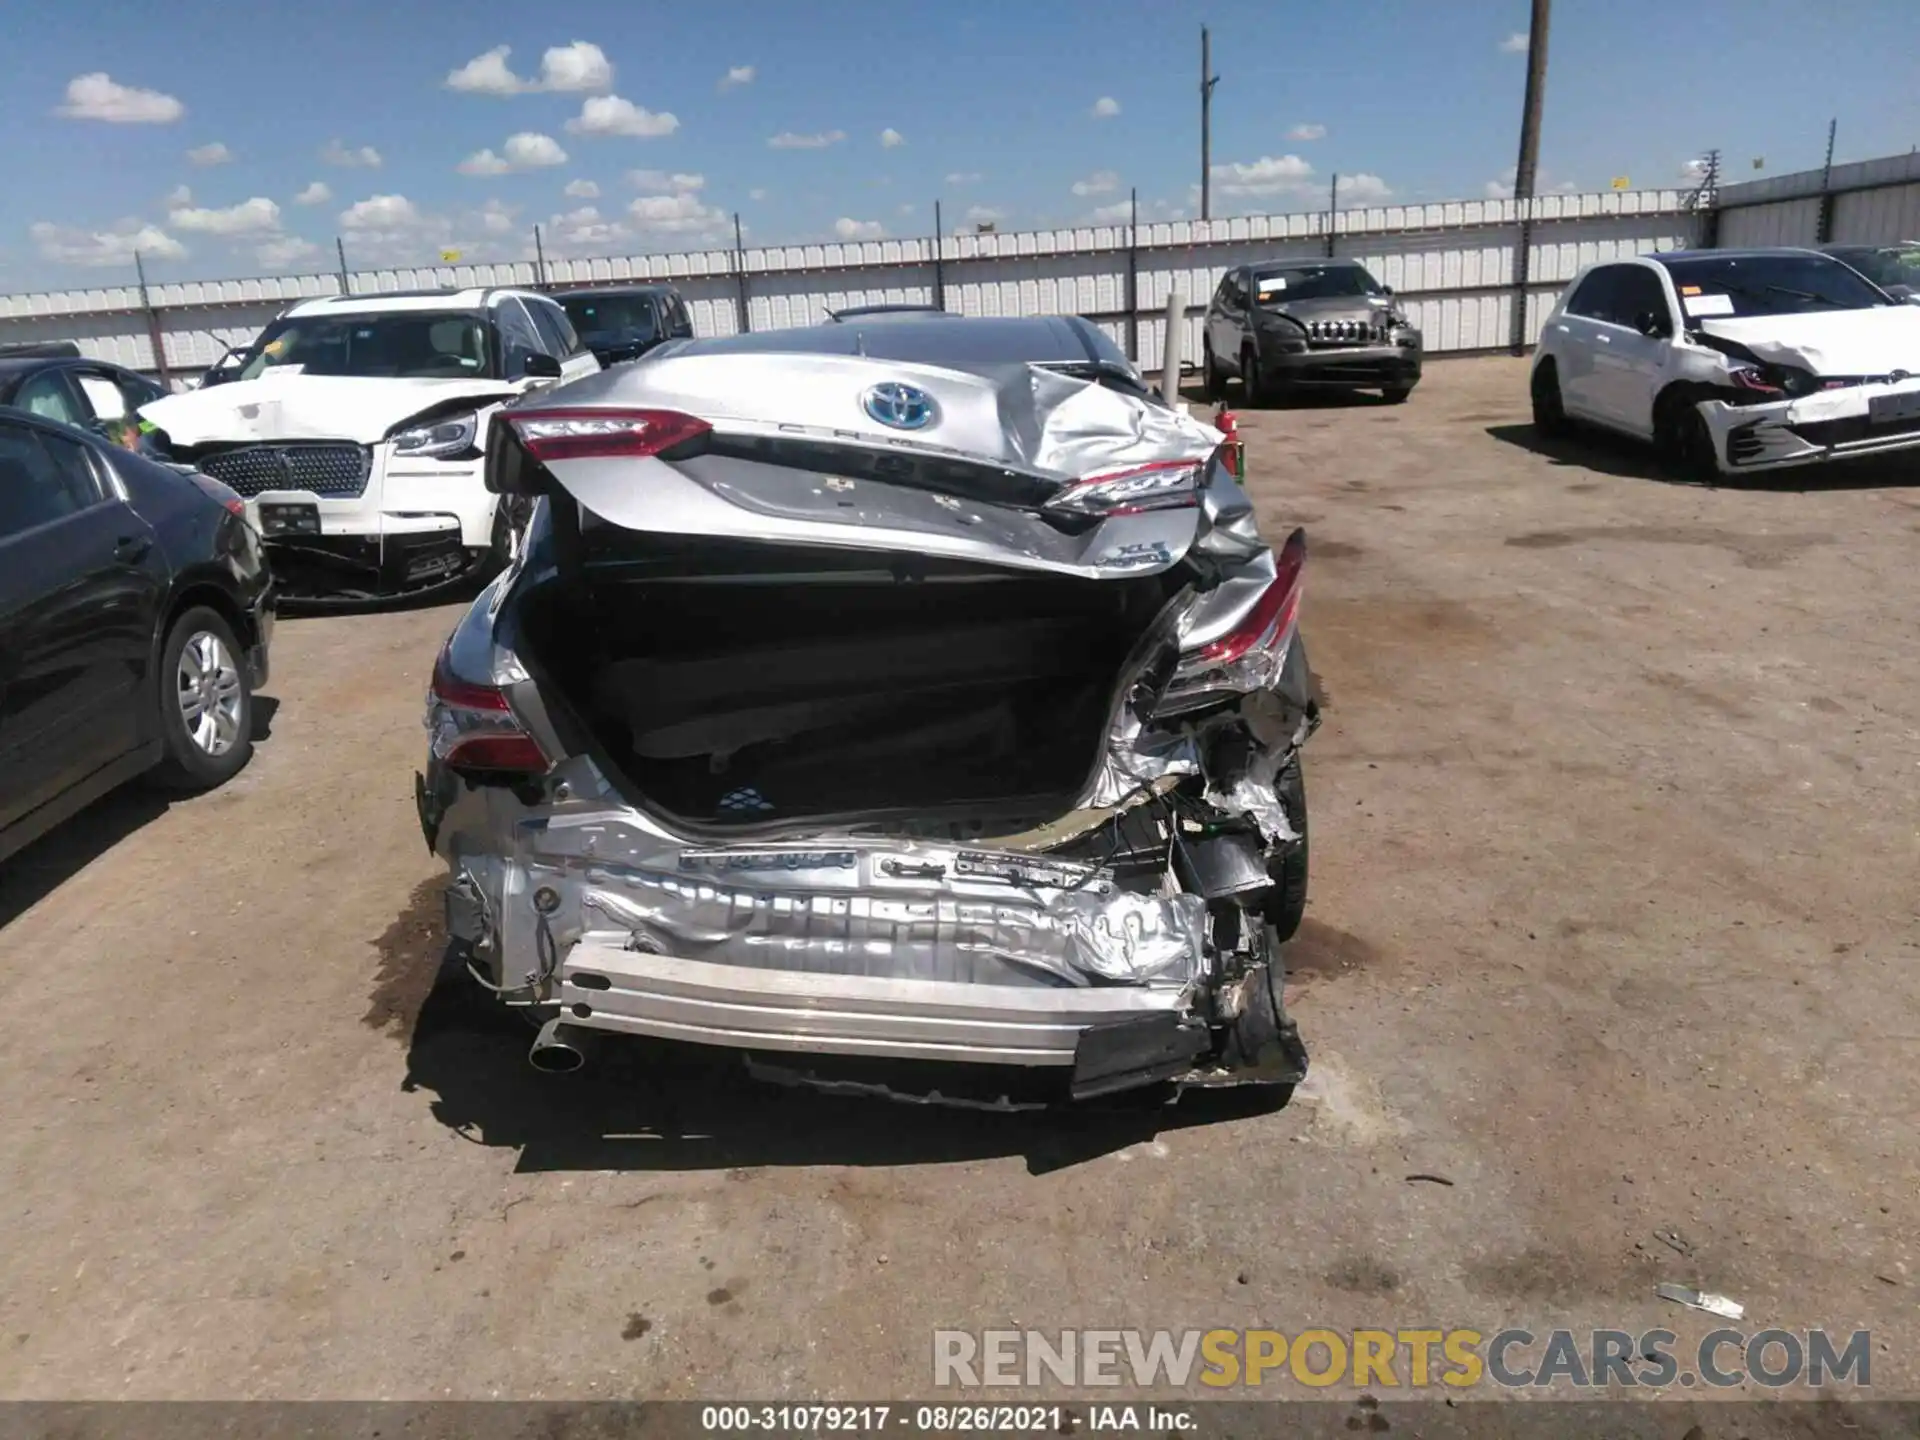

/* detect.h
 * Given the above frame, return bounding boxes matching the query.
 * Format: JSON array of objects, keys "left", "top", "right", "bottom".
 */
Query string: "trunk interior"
[{"left": 519, "top": 540, "right": 1175, "bottom": 828}]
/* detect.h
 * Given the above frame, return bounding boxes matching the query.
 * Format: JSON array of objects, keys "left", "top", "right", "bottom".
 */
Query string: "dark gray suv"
[{"left": 1203, "top": 258, "right": 1423, "bottom": 405}]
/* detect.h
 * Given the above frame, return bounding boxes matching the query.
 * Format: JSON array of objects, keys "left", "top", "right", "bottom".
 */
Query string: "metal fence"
[
  {"left": 0, "top": 190, "right": 1701, "bottom": 385},
  {"left": 1714, "top": 149, "right": 1920, "bottom": 250}
]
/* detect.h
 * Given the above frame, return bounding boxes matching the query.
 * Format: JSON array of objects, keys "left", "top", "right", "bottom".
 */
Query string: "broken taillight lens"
[
  {"left": 186, "top": 470, "right": 247, "bottom": 517},
  {"left": 507, "top": 407, "right": 712, "bottom": 463},
  {"left": 1046, "top": 459, "right": 1204, "bottom": 518},
  {"left": 1163, "top": 528, "right": 1307, "bottom": 703},
  {"left": 427, "top": 642, "right": 550, "bottom": 774}
]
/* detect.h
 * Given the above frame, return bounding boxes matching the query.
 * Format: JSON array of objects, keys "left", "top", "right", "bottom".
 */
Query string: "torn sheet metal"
[{"left": 1204, "top": 742, "right": 1299, "bottom": 846}]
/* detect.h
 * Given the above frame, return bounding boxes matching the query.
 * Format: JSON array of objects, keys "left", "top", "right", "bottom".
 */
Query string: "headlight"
[{"left": 391, "top": 411, "right": 479, "bottom": 459}]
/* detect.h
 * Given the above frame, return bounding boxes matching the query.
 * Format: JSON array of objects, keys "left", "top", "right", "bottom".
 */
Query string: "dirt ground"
[{"left": 0, "top": 356, "right": 1914, "bottom": 1407}]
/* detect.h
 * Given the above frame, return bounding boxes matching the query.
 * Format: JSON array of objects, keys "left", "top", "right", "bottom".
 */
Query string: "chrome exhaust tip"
[{"left": 529, "top": 1017, "right": 592, "bottom": 1074}]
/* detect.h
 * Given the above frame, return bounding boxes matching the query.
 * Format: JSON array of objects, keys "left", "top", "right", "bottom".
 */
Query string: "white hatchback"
[{"left": 1530, "top": 248, "right": 1920, "bottom": 478}]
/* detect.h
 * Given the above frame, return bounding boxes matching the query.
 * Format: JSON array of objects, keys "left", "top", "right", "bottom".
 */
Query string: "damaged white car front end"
[
  {"left": 415, "top": 333, "right": 1319, "bottom": 1107},
  {"left": 1692, "top": 310, "right": 1920, "bottom": 473}
]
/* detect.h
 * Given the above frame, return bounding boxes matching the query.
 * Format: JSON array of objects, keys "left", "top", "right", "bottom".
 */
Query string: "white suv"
[
  {"left": 139, "top": 287, "right": 601, "bottom": 601},
  {"left": 1530, "top": 248, "right": 1920, "bottom": 479}
]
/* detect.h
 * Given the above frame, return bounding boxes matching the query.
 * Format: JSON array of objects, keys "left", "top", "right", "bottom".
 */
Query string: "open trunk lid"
[{"left": 486, "top": 352, "right": 1226, "bottom": 580}]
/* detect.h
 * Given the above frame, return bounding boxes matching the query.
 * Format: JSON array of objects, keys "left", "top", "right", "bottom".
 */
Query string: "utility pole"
[
  {"left": 731, "top": 212, "right": 750, "bottom": 334},
  {"left": 1199, "top": 26, "right": 1220, "bottom": 221},
  {"left": 533, "top": 224, "right": 549, "bottom": 289},
  {"left": 1508, "top": 0, "right": 1551, "bottom": 355},
  {"left": 335, "top": 236, "right": 351, "bottom": 295},
  {"left": 1511, "top": 0, "right": 1552, "bottom": 203},
  {"left": 134, "top": 250, "right": 172, "bottom": 389},
  {"left": 932, "top": 200, "right": 946, "bottom": 312},
  {"left": 1325, "top": 174, "right": 1339, "bottom": 258}
]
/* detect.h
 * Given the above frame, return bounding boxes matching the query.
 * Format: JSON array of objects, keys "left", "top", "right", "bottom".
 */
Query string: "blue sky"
[{"left": 3, "top": 0, "right": 1915, "bottom": 294}]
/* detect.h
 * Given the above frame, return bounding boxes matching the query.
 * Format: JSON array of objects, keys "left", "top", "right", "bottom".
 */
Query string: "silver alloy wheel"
[{"left": 176, "top": 630, "right": 244, "bottom": 757}]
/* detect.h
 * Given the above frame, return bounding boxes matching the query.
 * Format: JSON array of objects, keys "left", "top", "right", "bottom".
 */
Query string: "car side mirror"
[
  {"left": 522, "top": 352, "right": 562, "bottom": 380},
  {"left": 1381, "top": 285, "right": 1394, "bottom": 297},
  {"left": 1635, "top": 311, "right": 1671, "bottom": 339}
]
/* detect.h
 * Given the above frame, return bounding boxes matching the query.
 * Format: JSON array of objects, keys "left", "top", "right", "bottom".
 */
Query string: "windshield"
[
  {"left": 1658, "top": 254, "right": 1892, "bottom": 320},
  {"left": 1832, "top": 247, "right": 1920, "bottom": 291},
  {"left": 238, "top": 312, "right": 493, "bottom": 381},
  {"left": 1250, "top": 264, "right": 1384, "bottom": 304},
  {"left": 561, "top": 295, "right": 658, "bottom": 346}
]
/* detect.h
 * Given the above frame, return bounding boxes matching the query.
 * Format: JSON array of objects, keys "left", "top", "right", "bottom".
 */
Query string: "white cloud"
[
  {"left": 168, "top": 197, "right": 282, "bottom": 235},
  {"left": 164, "top": 184, "right": 193, "bottom": 208},
  {"left": 1499, "top": 31, "right": 1529, "bottom": 53},
  {"left": 505, "top": 132, "right": 567, "bottom": 167},
  {"left": 30, "top": 219, "right": 187, "bottom": 266},
  {"left": 446, "top": 46, "right": 524, "bottom": 95},
  {"left": 445, "top": 41, "right": 613, "bottom": 95},
  {"left": 965, "top": 205, "right": 1003, "bottom": 225},
  {"left": 544, "top": 205, "right": 629, "bottom": 255},
  {"left": 1485, "top": 166, "right": 1579, "bottom": 199},
  {"left": 1336, "top": 173, "right": 1392, "bottom": 205},
  {"left": 833, "top": 217, "right": 886, "bottom": 240},
  {"left": 187, "top": 141, "right": 233, "bottom": 166},
  {"left": 880, "top": 127, "right": 905, "bottom": 148},
  {"left": 566, "top": 95, "right": 679, "bottom": 138},
  {"left": 256, "top": 236, "right": 321, "bottom": 270},
  {"left": 898, "top": 203, "right": 916, "bottom": 215},
  {"left": 1071, "top": 169, "right": 1119, "bottom": 197},
  {"left": 1484, "top": 179, "right": 1515, "bottom": 200},
  {"left": 1680, "top": 158, "right": 1711, "bottom": 180},
  {"left": 538, "top": 41, "right": 613, "bottom": 93},
  {"left": 339, "top": 194, "right": 423, "bottom": 231},
  {"left": 457, "top": 149, "right": 512, "bottom": 176},
  {"left": 321, "top": 139, "right": 382, "bottom": 168},
  {"left": 1086, "top": 200, "right": 1133, "bottom": 224},
  {"left": 564, "top": 178, "right": 600, "bottom": 198},
  {"left": 747, "top": 187, "right": 768, "bottom": 201},
  {"left": 1285, "top": 123, "right": 1326, "bottom": 141},
  {"left": 293, "top": 181, "right": 332, "bottom": 205},
  {"left": 478, "top": 198, "right": 519, "bottom": 235},
  {"left": 627, "top": 191, "right": 731, "bottom": 240},
  {"left": 1211, "top": 153, "right": 1315, "bottom": 197},
  {"left": 1090, "top": 96, "right": 1121, "bottom": 119},
  {"left": 629, "top": 169, "right": 705, "bottom": 193},
  {"left": 718, "top": 64, "right": 755, "bottom": 91},
  {"left": 945, "top": 171, "right": 983, "bottom": 186},
  {"left": 769, "top": 129, "right": 846, "bottom": 150},
  {"left": 56, "top": 73, "right": 183, "bottom": 124}
]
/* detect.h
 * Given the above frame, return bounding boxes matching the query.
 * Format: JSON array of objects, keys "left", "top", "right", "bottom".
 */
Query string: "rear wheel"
[
  {"left": 152, "top": 606, "right": 254, "bottom": 791},
  {"left": 1531, "top": 360, "right": 1569, "bottom": 436}
]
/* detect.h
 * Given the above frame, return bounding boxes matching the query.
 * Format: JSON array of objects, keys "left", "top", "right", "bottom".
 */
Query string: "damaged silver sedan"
[{"left": 414, "top": 314, "right": 1320, "bottom": 1107}]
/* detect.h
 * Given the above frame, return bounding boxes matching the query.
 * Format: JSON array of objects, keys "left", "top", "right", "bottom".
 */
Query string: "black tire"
[
  {"left": 1264, "top": 757, "right": 1309, "bottom": 942},
  {"left": 1241, "top": 346, "right": 1268, "bottom": 406},
  {"left": 1382, "top": 384, "right": 1414, "bottom": 405},
  {"left": 1531, "top": 360, "right": 1569, "bottom": 436},
  {"left": 1656, "top": 393, "right": 1723, "bottom": 484},
  {"left": 1202, "top": 342, "right": 1224, "bottom": 400},
  {"left": 151, "top": 606, "right": 254, "bottom": 792}
]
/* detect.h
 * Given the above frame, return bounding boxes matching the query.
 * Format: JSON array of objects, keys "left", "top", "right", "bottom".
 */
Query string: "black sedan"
[
  {"left": 0, "top": 406, "right": 274, "bottom": 864},
  {"left": 555, "top": 285, "right": 694, "bottom": 366}
]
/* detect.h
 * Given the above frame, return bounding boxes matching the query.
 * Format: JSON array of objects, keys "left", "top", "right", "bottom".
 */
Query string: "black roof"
[
  {"left": 0, "top": 341, "right": 82, "bottom": 360},
  {"left": 669, "top": 313, "right": 1120, "bottom": 367},
  {"left": 554, "top": 284, "right": 680, "bottom": 301},
  {"left": 1248, "top": 257, "right": 1368, "bottom": 273},
  {"left": 1646, "top": 246, "right": 1828, "bottom": 263}
]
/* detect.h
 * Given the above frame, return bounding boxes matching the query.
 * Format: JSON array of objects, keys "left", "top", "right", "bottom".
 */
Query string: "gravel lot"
[{"left": 1, "top": 356, "right": 1914, "bottom": 1405}]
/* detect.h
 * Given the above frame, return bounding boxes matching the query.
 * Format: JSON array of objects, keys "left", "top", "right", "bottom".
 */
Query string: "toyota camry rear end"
[{"left": 414, "top": 317, "right": 1320, "bottom": 1108}]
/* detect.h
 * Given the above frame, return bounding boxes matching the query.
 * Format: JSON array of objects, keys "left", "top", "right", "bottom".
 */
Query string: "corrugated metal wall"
[
  {"left": 1714, "top": 149, "right": 1920, "bottom": 250},
  {"left": 0, "top": 191, "right": 1697, "bottom": 381}
]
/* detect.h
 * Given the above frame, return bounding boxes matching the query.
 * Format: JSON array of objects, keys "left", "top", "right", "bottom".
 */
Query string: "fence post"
[
  {"left": 1326, "top": 174, "right": 1339, "bottom": 258},
  {"left": 1125, "top": 188, "right": 1140, "bottom": 363},
  {"left": 1815, "top": 117, "right": 1838, "bottom": 244},
  {"left": 933, "top": 201, "right": 946, "bottom": 312},
  {"left": 1160, "top": 289, "right": 1184, "bottom": 403},
  {"left": 533, "top": 225, "right": 549, "bottom": 289},
  {"left": 133, "top": 251, "right": 172, "bottom": 389},
  {"left": 335, "top": 237, "right": 351, "bottom": 296},
  {"left": 1508, "top": 200, "right": 1533, "bottom": 356},
  {"left": 732, "top": 213, "right": 750, "bottom": 335}
]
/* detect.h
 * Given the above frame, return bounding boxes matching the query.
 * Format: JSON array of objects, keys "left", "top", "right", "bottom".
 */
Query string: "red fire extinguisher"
[{"left": 1214, "top": 401, "right": 1244, "bottom": 482}]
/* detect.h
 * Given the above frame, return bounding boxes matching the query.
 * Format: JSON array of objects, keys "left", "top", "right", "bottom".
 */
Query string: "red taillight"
[
  {"left": 428, "top": 643, "right": 549, "bottom": 774},
  {"left": 1730, "top": 366, "right": 1784, "bottom": 397},
  {"left": 508, "top": 407, "right": 711, "bottom": 462},
  {"left": 1196, "top": 528, "right": 1306, "bottom": 666},
  {"left": 187, "top": 470, "right": 246, "bottom": 517}
]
